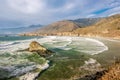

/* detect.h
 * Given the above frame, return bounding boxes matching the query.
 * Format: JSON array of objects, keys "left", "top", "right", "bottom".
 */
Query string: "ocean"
[{"left": 0, "top": 35, "right": 112, "bottom": 79}]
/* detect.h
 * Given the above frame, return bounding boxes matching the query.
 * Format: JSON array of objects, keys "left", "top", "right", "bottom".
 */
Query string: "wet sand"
[{"left": 92, "top": 37, "right": 120, "bottom": 67}]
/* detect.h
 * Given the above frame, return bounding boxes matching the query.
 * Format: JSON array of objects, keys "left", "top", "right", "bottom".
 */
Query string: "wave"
[
  {"left": 0, "top": 36, "right": 108, "bottom": 79},
  {"left": 0, "top": 36, "right": 108, "bottom": 55},
  {"left": 84, "top": 38, "right": 108, "bottom": 55},
  {"left": 0, "top": 63, "right": 37, "bottom": 79},
  {"left": 0, "top": 42, "right": 20, "bottom": 47},
  {"left": 37, "top": 36, "right": 108, "bottom": 55}
]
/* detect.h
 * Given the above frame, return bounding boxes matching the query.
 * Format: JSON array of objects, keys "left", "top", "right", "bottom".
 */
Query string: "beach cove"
[{"left": 0, "top": 36, "right": 120, "bottom": 80}]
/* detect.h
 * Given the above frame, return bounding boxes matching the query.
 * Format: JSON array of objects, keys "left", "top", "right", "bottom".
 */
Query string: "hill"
[
  {"left": 31, "top": 20, "right": 82, "bottom": 35},
  {"left": 71, "top": 18, "right": 101, "bottom": 27},
  {"left": 23, "top": 18, "right": 101, "bottom": 36},
  {"left": 73, "top": 14, "right": 120, "bottom": 38},
  {"left": 22, "top": 14, "right": 120, "bottom": 38}
]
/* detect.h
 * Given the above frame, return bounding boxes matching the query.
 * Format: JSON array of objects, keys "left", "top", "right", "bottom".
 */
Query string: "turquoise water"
[
  {"left": 0, "top": 36, "right": 109, "bottom": 79},
  {"left": 0, "top": 36, "right": 47, "bottom": 79},
  {"left": 0, "top": 35, "right": 41, "bottom": 41}
]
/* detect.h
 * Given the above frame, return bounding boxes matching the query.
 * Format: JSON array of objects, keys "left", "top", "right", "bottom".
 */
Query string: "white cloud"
[
  {"left": 109, "top": 11, "right": 120, "bottom": 16},
  {"left": 64, "top": 3, "right": 75, "bottom": 10},
  {"left": 109, "top": 0, "right": 120, "bottom": 8},
  {"left": 7, "top": 0, "right": 45, "bottom": 14},
  {"left": 86, "top": 14, "right": 96, "bottom": 18},
  {"left": 0, "top": 0, "right": 120, "bottom": 27},
  {"left": 100, "top": 6, "right": 120, "bottom": 17}
]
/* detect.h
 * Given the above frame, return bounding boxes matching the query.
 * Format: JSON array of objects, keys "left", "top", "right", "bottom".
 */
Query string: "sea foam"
[
  {"left": 0, "top": 36, "right": 108, "bottom": 79},
  {"left": 41, "top": 36, "right": 108, "bottom": 55}
]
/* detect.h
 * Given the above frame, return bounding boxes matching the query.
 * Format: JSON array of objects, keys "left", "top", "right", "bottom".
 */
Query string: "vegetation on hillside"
[{"left": 73, "top": 14, "right": 120, "bottom": 38}]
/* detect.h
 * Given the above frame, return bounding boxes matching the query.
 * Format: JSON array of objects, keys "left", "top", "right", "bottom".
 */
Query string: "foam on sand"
[
  {"left": 84, "top": 38, "right": 108, "bottom": 55},
  {"left": 41, "top": 36, "right": 108, "bottom": 55}
]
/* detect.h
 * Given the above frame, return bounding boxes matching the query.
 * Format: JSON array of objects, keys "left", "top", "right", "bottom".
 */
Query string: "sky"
[{"left": 0, "top": 0, "right": 120, "bottom": 28}]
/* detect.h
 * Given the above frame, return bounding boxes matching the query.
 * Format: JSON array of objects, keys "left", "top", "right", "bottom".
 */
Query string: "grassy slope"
[
  {"left": 34, "top": 20, "right": 81, "bottom": 34},
  {"left": 73, "top": 14, "right": 120, "bottom": 38}
]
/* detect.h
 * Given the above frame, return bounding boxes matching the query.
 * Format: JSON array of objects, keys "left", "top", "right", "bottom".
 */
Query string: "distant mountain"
[
  {"left": 0, "top": 24, "right": 43, "bottom": 34},
  {"left": 33, "top": 20, "right": 82, "bottom": 35},
  {"left": 22, "top": 14, "right": 120, "bottom": 38},
  {"left": 73, "top": 14, "right": 120, "bottom": 38},
  {"left": 25, "top": 18, "right": 101, "bottom": 36},
  {"left": 71, "top": 18, "right": 101, "bottom": 27}
]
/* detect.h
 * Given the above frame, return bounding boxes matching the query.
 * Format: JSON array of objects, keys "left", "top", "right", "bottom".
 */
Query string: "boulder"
[{"left": 28, "top": 41, "right": 52, "bottom": 57}]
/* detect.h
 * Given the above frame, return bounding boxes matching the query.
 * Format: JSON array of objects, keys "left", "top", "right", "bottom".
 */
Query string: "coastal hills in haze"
[
  {"left": 34, "top": 20, "right": 81, "bottom": 34},
  {"left": 0, "top": 24, "right": 43, "bottom": 34},
  {"left": 70, "top": 18, "right": 101, "bottom": 27},
  {"left": 33, "top": 18, "right": 101, "bottom": 34},
  {"left": 2, "top": 14, "right": 120, "bottom": 39},
  {"left": 23, "top": 14, "right": 120, "bottom": 39},
  {"left": 23, "top": 17, "right": 101, "bottom": 36}
]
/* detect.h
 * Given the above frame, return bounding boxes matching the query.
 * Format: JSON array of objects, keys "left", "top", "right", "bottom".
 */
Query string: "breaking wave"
[{"left": 0, "top": 36, "right": 108, "bottom": 79}]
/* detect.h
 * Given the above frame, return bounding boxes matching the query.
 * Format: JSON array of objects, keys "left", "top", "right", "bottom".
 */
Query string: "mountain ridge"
[
  {"left": 72, "top": 14, "right": 120, "bottom": 39},
  {"left": 70, "top": 18, "right": 101, "bottom": 27},
  {"left": 21, "top": 14, "right": 120, "bottom": 39},
  {"left": 22, "top": 18, "right": 101, "bottom": 36},
  {"left": 34, "top": 20, "right": 81, "bottom": 34}
]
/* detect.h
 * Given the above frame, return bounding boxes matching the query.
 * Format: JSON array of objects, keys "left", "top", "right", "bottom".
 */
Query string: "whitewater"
[{"left": 0, "top": 36, "right": 108, "bottom": 79}]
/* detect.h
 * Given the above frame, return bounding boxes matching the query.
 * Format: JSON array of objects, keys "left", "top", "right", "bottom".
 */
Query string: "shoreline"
[
  {"left": 1, "top": 35, "right": 118, "bottom": 80},
  {"left": 40, "top": 36, "right": 109, "bottom": 55},
  {"left": 19, "top": 34, "right": 120, "bottom": 44},
  {"left": 20, "top": 32, "right": 120, "bottom": 39},
  {"left": 0, "top": 35, "right": 109, "bottom": 56}
]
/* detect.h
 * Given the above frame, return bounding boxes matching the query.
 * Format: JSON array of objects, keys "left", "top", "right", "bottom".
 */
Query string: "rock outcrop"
[
  {"left": 79, "top": 62, "right": 120, "bottom": 80},
  {"left": 99, "top": 63, "right": 120, "bottom": 80},
  {"left": 27, "top": 41, "right": 52, "bottom": 57}
]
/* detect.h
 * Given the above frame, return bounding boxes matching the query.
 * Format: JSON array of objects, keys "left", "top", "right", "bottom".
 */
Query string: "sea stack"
[{"left": 28, "top": 41, "right": 52, "bottom": 57}]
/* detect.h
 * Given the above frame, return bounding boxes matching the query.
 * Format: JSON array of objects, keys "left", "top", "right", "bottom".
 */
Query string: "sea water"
[{"left": 0, "top": 35, "right": 108, "bottom": 79}]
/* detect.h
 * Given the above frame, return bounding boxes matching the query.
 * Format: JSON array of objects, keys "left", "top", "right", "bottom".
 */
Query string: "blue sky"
[{"left": 0, "top": 0, "right": 120, "bottom": 28}]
